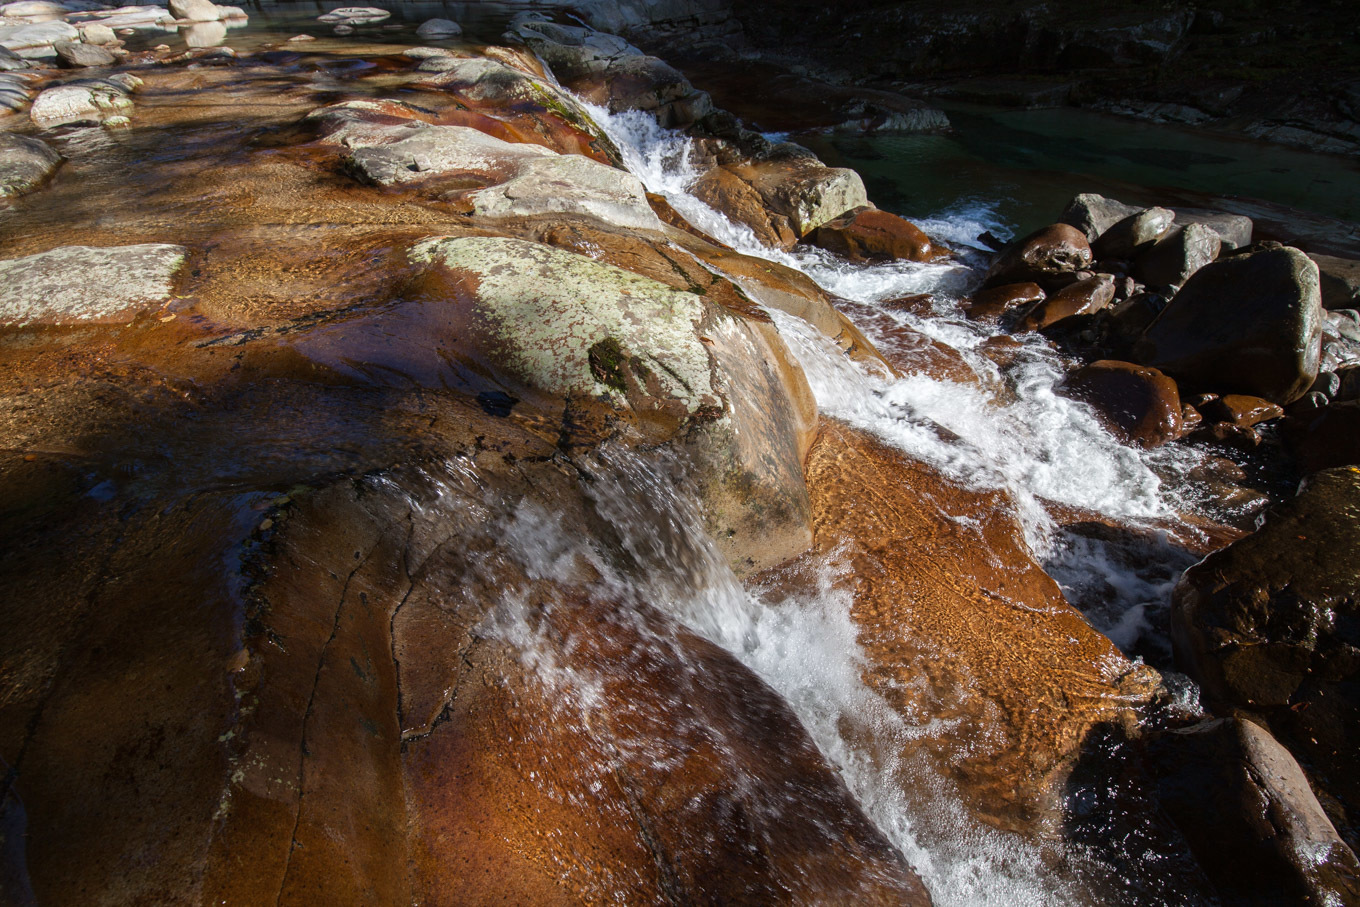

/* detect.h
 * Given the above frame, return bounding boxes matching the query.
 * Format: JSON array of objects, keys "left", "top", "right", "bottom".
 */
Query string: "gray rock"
[
  {"left": 469, "top": 154, "right": 663, "bottom": 232},
  {"left": 28, "top": 78, "right": 131, "bottom": 125},
  {"left": 316, "top": 6, "right": 388, "bottom": 25},
  {"left": 168, "top": 0, "right": 219, "bottom": 21},
  {"left": 0, "top": 244, "right": 187, "bottom": 325},
  {"left": 0, "top": 131, "right": 60, "bottom": 196},
  {"left": 79, "top": 23, "right": 118, "bottom": 45},
  {"left": 0, "top": 71, "right": 35, "bottom": 112},
  {"left": 1135, "top": 245, "right": 1323, "bottom": 403},
  {"left": 1093, "top": 206, "right": 1175, "bottom": 260},
  {"left": 345, "top": 123, "right": 556, "bottom": 185},
  {"left": 54, "top": 39, "right": 115, "bottom": 67},
  {"left": 415, "top": 18, "right": 460, "bottom": 38},
  {"left": 1134, "top": 222, "right": 1221, "bottom": 288},
  {"left": 1148, "top": 717, "right": 1360, "bottom": 906},
  {"left": 0, "top": 19, "right": 78, "bottom": 58},
  {"left": 180, "top": 20, "right": 225, "bottom": 46},
  {"left": 1310, "top": 252, "right": 1360, "bottom": 310},
  {"left": 1059, "top": 192, "right": 1141, "bottom": 242},
  {"left": 0, "top": 45, "right": 32, "bottom": 71},
  {"left": 1171, "top": 207, "right": 1253, "bottom": 250}
]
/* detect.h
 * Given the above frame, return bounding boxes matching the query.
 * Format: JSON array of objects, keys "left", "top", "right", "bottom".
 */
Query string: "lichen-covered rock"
[
  {"left": 0, "top": 244, "right": 186, "bottom": 325},
  {"left": 0, "top": 131, "right": 60, "bottom": 196},
  {"left": 1173, "top": 466, "right": 1360, "bottom": 851},
  {"left": 468, "top": 154, "right": 663, "bottom": 232},
  {"left": 984, "top": 223, "right": 1092, "bottom": 288},
  {"left": 1135, "top": 245, "right": 1323, "bottom": 403},
  {"left": 28, "top": 78, "right": 131, "bottom": 125},
  {"left": 1060, "top": 359, "right": 1184, "bottom": 448},
  {"left": 343, "top": 123, "right": 557, "bottom": 186},
  {"left": 409, "top": 235, "right": 815, "bottom": 572}
]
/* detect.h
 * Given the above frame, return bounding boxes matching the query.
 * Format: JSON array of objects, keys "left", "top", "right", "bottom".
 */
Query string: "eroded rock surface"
[{"left": 0, "top": 243, "right": 185, "bottom": 324}]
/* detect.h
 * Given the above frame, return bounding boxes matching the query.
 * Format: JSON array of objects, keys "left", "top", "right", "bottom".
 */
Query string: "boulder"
[
  {"left": 1134, "top": 222, "right": 1221, "bottom": 288},
  {"left": 983, "top": 223, "right": 1092, "bottom": 288},
  {"left": 415, "top": 18, "right": 460, "bottom": 38},
  {"left": 181, "top": 19, "right": 226, "bottom": 47},
  {"left": 690, "top": 165, "right": 797, "bottom": 249},
  {"left": 0, "top": 244, "right": 186, "bottom": 325},
  {"left": 1173, "top": 466, "right": 1360, "bottom": 849},
  {"left": 0, "top": 71, "right": 33, "bottom": 113},
  {"left": 28, "top": 78, "right": 132, "bottom": 125},
  {"left": 962, "top": 281, "right": 1045, "bottom": 322},
  {"left": 409, "top": 236, "right": 816, "bottom": 572},
  {"left": 53, "top": 39, "right": 115, "bottom": 66},
  {"left": 1198, "top": 394, "right": 1283, "bottom": 428},
  {"left": 1017, "top": 273, "right": 1115, "bottom": 331},
  {"left": 1147, "top": 717, "right": 1360, "bottom": 905},
  {"left": 79, "top": 22, "right": 117, "bottom": 44},
  {"left": 1311, "top": 253, "right": 1360, "bottom": 311},
  {"left": 0, "top": 19, "right": 76, "bottom": 58},
  {"left": 1135, "top": 245, "right": 1323, "bottom": 403},
  {"left": 316, "top": 6, "right": 388, "bottom": 25},
  {"left": 168, "top": 0, "right": 219, "bottom": 21},
  {"left": 1060, "top": 192, "right": 1141, "bottom": 242},
  {"left": 1093, "top": 206, "right": 1175, "bottom": 260},
  {"left": 726, "top": 157, "right": 868, "bottom": 237},
  {"left": 469, "top": 154, "right": 664, "bottom": 232},
  {"left": 1172, "top": 207, "right": 1253, "bottom": 250},
  {"left": 0, "top": 131, "right": 60, "bottom": 196},
  {"left": 805, "top": 206, "right": 948, "bottom": 263},
  {"left": 343, "top": 123, "right": 557, "bottom": 185},
  {"left": 1060, "top": 359, "right": 1184, "bottom": 448}
]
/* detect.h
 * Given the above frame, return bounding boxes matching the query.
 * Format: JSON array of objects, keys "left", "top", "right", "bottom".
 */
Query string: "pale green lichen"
[{"left": 411, "top": 236, "right": 716, "bottom": 409}]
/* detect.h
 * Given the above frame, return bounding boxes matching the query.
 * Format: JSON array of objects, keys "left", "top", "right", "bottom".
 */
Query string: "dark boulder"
[
  {"left": 1060, "top": 192, "right": 1140, "bottom": 242},
  {"left": 1018, "top": 273, "right": 1115, "bottom": 331},
  {"left": 806, "top": 206, "right": 948, "bottom": 263},
  {"left": 0, "top": 133, "right": 62, "bottom": 198},
  {"left": 962, "top": 281, "right": 1045, "bottom": 322},
  {"left": 1199, "top": 394, "right": 1284, "bottom": 429},
  {"left": 1172, "top": 467, "right": 1360, "bottom": 850},
  {"left": 1311, "top": 253, "right": 1360, "bottom": 311},
  {"left": 1172, "top": 207, "right": 1253, "bottom": 251},
  {"left": 1094, "top": 206, "right": 1175, "bottom": 261},
  {"left": 1134, "top": 245, "right": 1323, "bottom": 404},
  {"left": 1060, "top": 359, "right": 1184, "bottom": 447},
  {"left": 1134, "top": 222, "right": 1221, "bottom": 289},
  {"left": 1287, "top": 400, "right": 1360, "bottom": 471},
  {"left": 1147, "top": 717, "right": 1360, "bottom": 906},
  {"left": 984, "top": 223, "right": 1093, "bottom": 289}
]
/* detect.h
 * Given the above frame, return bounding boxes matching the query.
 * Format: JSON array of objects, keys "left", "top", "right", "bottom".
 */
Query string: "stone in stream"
[
  {"left": 53, "top": 39, "right": 114, "bottom": 66},
  {"left": 180, "top": 20, "right": 226, "bottom": 47},
  {"left": 0, "top": 19, "right": 77, "bottom": 58},
  {"left": 1093, "top": 206, "right": 1175, "bottom": 261},
  {"left": 725, "top": 155, "right": 869, "bottom": 237},
  {"left": 1135, "top": 244, "right": 1323, "bottom": 403},
  {"left": 1172, "top": 207, "right": 1253, "bottom": 250},
  {"left": 1173, "top": 466, "right": 1360, "bottom": 854},
  {"left": 344, "top": 123, "right": 558, "bottom": 185},
  {"left": 28, "top": 78, "right": 132, "bottom": 125},
  {"left": 983, "top": 222, "right": 1093, "bottom": 289},
  {"left": 167, "top": 0, "right": 219, "bottom": 21},
  {"left": 690, "top": 165, "right": 797, "bottom": 249},
  {"left": 1287, "top": 400, "right": 1360, "bottom": 471},
  {"left": 1311, "top": 252, "right": 1360, "bottom": 310},
  {"left": 962, "top": 281, "right": 1045, "bottom": 322},
  {"left": 805, "top": 205, "right": 948, "bottom": 264},
  {"left": 0, "top": 131, "right": 61, "bottom": 196},
  {"left": 415, "top": 17, "right": 460, "bottom": 38},
  {"left": 1060, "top": 192, "right": 1142, "bottom": 242},
  {"left": 316, "top": 6, "right": 388, "bottom": 25},
  {"left": 1197, "top": 393, "right": 1284, "bottom": 429},
  {"left": 1147, "top": 717, "right": 1360, "bottom": 905},
  {"left": 1017, "top": 272, "right": 1115, "bottom": 331},
  {"left": 1059, "top": 359, "right": 1184, "bottom": 448},
  {"left": 471, "top": 154, "right": 666, "bottom": 232},
  {"left": 79, "top": 22, "right": 117, "bottom": 45},
  {"left": 0, "top": 244, "right": 186, "bottom": 325},
  {"left": 408, "top": 235, "right": 816, "bottom": 573},
  {"left": 1134, "top": 222, "right": 1221, "bottom": 289}
]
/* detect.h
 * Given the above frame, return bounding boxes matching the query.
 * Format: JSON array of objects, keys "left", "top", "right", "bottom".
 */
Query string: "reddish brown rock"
[
  {"left": 1017, "top": 274, "right": 1115, "bottom": 332},
  {"left": 963, "top": 281, "right": 1045, "bottom": 322},
  {"left": 1200, "top": 394, "right": 1285, "bottom": 428},
  {"left": 984, "top": 223, "right": 1093, "bottom": 289},
  {"left": 690, "top": 165, "right": 798, "bottom": 249},
  {"left": 806, "top": 206, "right": 948, "bottom": 263},
  {"left": 1060, "top": 360, "right": 1184, "bottom": 448}
]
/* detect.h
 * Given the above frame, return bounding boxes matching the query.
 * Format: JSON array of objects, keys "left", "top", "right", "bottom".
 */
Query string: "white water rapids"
[{"left": 476, "top": 90, "right": 1222, "bottom": 904}]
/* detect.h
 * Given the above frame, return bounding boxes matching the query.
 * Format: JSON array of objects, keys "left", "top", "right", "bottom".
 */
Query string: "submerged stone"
[
  {"left": 0, "top": 131, "right": 61, "bottom": 196},
  {"left": 0, "top": 243, "right": 186, "bottom": 325}
]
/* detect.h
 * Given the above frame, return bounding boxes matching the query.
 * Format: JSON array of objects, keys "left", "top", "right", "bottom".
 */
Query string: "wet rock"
[
  {"left": 180, "top": 19, "right": 225, "bottom": 47},
  {"left": 1060, "top": 192, "right": 1141, "bottom": 242},
  {"left": 415, "top": 18, "right": 460, "bottom": 39},
  {"left": 1172, "top": 207, "right": 1253, "bottom": 250},
  {"left": 1134, "top": 222, "right": 1221, "bottom": 289},
  {"left": 1199, "top": 394, "right": 1284, "bottom": 428},
  {"left": 53, "top": 39, "right": 114, "bottom": 66},
  {"left": 1312, "top": 253, "right": 1360, "bottom": 311},
  {"left": 0, "top": 244, "right": 185, "bottom": 325},
  {"left": 0, "top": 19, "right": 76, "bottom": 58},
  {"left": 470, "top": 154, "right": 663, "bottom": 232},
  {"left": 983, "top": 222, "right": 1093, "bottom": 289},
  {"left": 168, "top": 0, "right": 219, "bottom": 21},
  {"left": 409, "top": 235, "right": 815, "bottom": 572},
  {"left": 962, "top": 281, "right": 1045, "bottom": 322},
  {"left": 1147, "top": 717, "right": 1360, "bottom": 905},
  {"left": 28, "top": 78, "right": 132, "bottom": 125},
  {"left": 690, "top": 165, "right": 796, "bottom": 249},
  {"left": 79, "top": 22, "right": 116, "bottom": 44},
  {"left": 724, "top": 157, "right": 868, "bottom": 237},
  {"left": 343, "top": 123, "right": 556, "bottom": 185},
  {"left": 0, "top": 131, "right": 60, "bottom": 196},
  {"left": 1173, "top": 467, "right": 1360, "bottom": 849},
  {"left": 1135, "top": 245, "right": 1323, "bottom": 404},
  {"left": 1018, "top": 273, "right": 1115, "bottom": 331},
  {"left": 806, "top": 205, "right": 948, "bottom": 264},
  {"left": 1339, "top": 366, "right": 1360, "bottom": 402},
  {"left": 1060, "top": 359, "right": 1184, "bottom": 448},
  {"left": 798, "top": 421, "right": 1162, "bottom": 830},
  {"left": 1093, "top": 206, "right": 1175, "bottom": 260}
]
